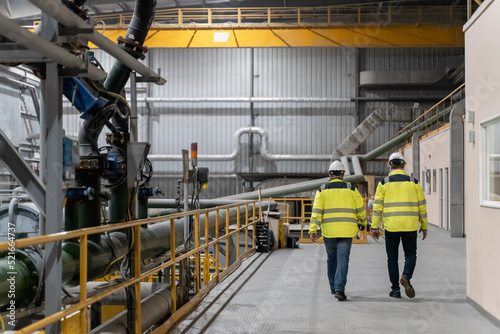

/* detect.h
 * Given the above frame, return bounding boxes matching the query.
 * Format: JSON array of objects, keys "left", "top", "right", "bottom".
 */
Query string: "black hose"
[{"left": 126, "top": 0, "right": 157, "bottom": 46}]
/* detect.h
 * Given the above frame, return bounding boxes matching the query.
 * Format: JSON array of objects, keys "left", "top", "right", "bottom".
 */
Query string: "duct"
[
  {"left": 412, "top": 131, "right": 426, "bottom": 178},
  {"left": 340, "top": 156, "right": 351, "bottom": 175},
  {"left": 351, "top": 156, "right": 363, "bottom": 176},
  {"left": 331, "top": 107, "right": 413, "bottom": 161},
  {"left": 0, "top": 13, "right": 106, "bottom": 81},
  {"left": 28, "top": 0, "right": 165, "bottom": 85},
  {"left": 148, "top": 127, "right": 331, "bottom": 162},
  {"left": 360, "top": 56, "right": 464, "bottom": 87}
]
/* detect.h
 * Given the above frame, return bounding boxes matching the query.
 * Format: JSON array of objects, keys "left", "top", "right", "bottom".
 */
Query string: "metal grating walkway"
[{"left": 169, "top": 227, "right": 499, "bottom": 334}]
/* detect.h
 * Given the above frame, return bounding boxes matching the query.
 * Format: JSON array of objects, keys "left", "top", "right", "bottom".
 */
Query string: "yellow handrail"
[
  {"left": 3, "top": 200, "right": 263, "bottom": 334},
  {"left": 90, "top": 5, "right": 465, "bottom": 27}
]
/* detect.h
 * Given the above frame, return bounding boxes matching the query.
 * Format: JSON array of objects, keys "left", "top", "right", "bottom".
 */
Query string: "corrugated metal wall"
[{"left": 58, "top": 46, "right": 464, "bottom": 198}]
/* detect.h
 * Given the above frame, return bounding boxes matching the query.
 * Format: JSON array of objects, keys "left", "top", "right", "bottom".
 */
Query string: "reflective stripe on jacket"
[
  {"left": 308, "top": 178, "right": 367, "bottom": 238},
  {"left": 372, "top": 169, "right": 428, "bottom": 232}
]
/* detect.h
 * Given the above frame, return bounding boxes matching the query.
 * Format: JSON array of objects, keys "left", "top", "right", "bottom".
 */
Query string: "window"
[{"left": 481, "top": 115, "right": 500, "bottom": 208}]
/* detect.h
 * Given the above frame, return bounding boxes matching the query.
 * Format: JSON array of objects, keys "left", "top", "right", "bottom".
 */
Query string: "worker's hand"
[
  {"left": 419, "top": 228, "right": 427, "bottom": 241},
  {"left": 371, "top": 228, "right": 380, "bottom": 240},
  {"left": 310, "top": 233, "right": 317, "bottom": 243}
]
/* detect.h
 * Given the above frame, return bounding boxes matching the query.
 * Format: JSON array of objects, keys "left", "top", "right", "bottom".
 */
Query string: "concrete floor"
[{"left": 169, "top": 226, "right": 499, "bottom": 334}]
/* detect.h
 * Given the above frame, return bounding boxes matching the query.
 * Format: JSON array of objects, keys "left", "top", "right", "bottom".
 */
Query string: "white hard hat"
[
  {"left": 389, "top": 152, "right": 405, "bottom": 163},
  {"left": 329, "top": 160, "right": 345, "bottom": 172}
]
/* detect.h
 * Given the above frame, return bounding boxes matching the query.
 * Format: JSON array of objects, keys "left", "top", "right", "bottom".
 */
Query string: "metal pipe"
[
  {"left": 340, "top": 156, "right": 351, "bottom": 175},
  {"left": 148, "top": 127, "right": 331, "bottom": 162},
  {"left": 142, "top": 96, "right": 439, "bottom": 103},
  {"left": 89, "top": 286, "right": 177, "bottom": 334},
  {"left": 28, "top": 0, "right": 165, "bottom": 85},
  {"left": 0, "top": 201, "right": 274, "bottom": 308},
  {"left": 0, "top": 13, "right": 106, "bottom": 81},
  {"left": 144, "top": 97, "right": 351, "bottom": 103},
  {"left": 218, "top": 174, "right": 365, "bottom": 201},
  {"left": 65, "top": 282, "right": 157, "bottom": 306},
  {"left": 148, "top": 198, "right": 269, "bottom": 209}
]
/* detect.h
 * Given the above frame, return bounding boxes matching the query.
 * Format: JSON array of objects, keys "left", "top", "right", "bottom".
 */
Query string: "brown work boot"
[
  {"left": 400, "top": 277, "right": 415, "bottom": 298},
  {"left": 334, "top": 291, "right": 347, "bottom": 301}
]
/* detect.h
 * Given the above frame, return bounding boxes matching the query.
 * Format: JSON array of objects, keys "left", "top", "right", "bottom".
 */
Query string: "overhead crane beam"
[{"left": 89, "top": 24, "right": 464, "bottom": 48}]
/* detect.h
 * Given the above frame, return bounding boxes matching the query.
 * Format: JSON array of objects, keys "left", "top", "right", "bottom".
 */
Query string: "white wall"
[
  {"left": 419, "top": 128, "right": 451, "bottom": 228},
  {"left": 464, "top": 0, "right": 500, "bottom": 321}
]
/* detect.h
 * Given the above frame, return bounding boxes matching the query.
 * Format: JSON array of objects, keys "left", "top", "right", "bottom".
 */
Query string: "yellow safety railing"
[
  {"left": 0, "top": 200, "right": 263, "bottom": 334},
  {"left": 92, "top": 5, "right": 466, "bottom": 27},
  {"left": 396, "top": 83, "right": 465, "bottom": 145},
  {"left": 272, "top": 197, "right": 372, "bottom": 245}
]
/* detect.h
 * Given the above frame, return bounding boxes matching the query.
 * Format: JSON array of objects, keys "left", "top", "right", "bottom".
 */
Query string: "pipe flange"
[{"left": 117, "top": 36, "right": 148, "bottom": 59}]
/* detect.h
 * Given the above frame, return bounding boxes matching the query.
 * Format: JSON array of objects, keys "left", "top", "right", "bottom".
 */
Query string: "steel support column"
[
  {"left": 43, "top": 60, "right": 63, "bottom": 334},
  {"left": 41, "top": 10, "right": 63, "bottom": 333}
]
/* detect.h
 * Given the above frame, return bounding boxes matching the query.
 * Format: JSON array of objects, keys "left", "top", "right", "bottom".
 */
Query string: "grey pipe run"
[
  {"left": 28, "top": 0, "right": 165, "bottom": 85},
  {"left": 212, "top": 104, "right": 457, "bottom": 201},
  {"left": 0, "top": 201, "right": 274, "bottom": 308},
  {"left": 148, "top": 127, "right": 331, "bottom": 162},
  {"left": 145, "top": 97, "right": 351, "bottom": 103},
  {"left": 89, "top": 286, "right": 180, "bottom": 334},
  {"left": 148, "top": 198, "right": 275, "bottom": 209},
  {"left": 0, "top": 12, "right": 106, "bottom": 81},
  {"left": 143, "top": 96, "right": 442, "bottom": 103},
  {"left": 65, "top": 282, "right": 158, "bottom": 306}
]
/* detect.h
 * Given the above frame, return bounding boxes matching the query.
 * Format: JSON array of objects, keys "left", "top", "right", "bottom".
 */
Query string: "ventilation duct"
[{"left": 360, "top": 56, "right": 464, "bottom": 87}]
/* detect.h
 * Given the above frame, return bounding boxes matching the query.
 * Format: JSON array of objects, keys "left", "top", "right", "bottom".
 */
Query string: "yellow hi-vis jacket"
[
  {"left": 372, "top": 169, "right": 428, "bottom": 232},
  {"left": 308, "top": 178, "right": 367, "bottom": 238}
]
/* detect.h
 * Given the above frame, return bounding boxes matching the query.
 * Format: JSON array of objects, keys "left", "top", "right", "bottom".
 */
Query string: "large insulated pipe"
[
  {"left": 0, "top": 201, "right": 273, "bottom": 308},
  {"left": 104, "top": 0, "right": 157, "bottom": 224},
  {"left": 0, "top": 13, "right": 106, "bottom": 81},
  {"left": 89, "top": 286, "right": 179, "bottom": 334},
  {"left": 218, "top": 174, "right": 365, "bottom": 201}
]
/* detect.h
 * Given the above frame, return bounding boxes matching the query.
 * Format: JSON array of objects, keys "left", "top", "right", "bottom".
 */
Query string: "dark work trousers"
[{"left": 385, "top": 230, "right": 418, "bottom": 291}]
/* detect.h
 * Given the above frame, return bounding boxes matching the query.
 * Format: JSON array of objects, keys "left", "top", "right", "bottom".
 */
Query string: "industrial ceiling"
[{"left": 1, "top": 0, "right": 468, "bottom": 23}]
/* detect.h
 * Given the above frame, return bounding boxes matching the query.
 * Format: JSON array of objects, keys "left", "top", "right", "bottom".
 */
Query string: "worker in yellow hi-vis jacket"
[
  {"left": 371, "top": 152, "right": 428, "bottom": 299},
  {"left": 309, "top": 160, "right": 367, "bottom": 301}
]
